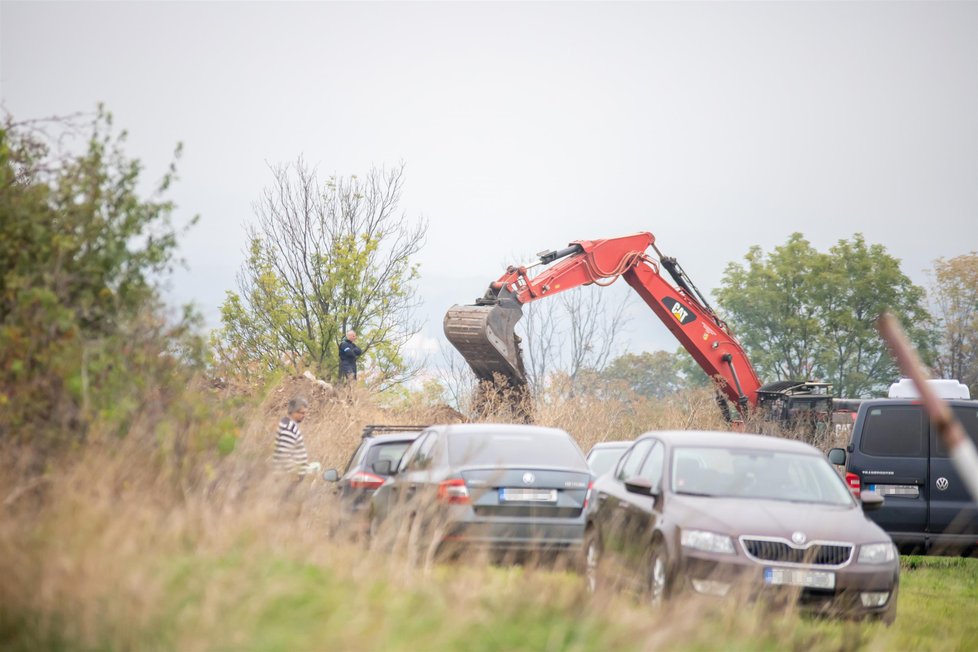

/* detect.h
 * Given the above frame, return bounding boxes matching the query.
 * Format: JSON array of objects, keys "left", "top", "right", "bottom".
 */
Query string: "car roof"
[
  {"left": 427, "top": 423, "right": 572, "bottom": 438},
  {"left": 361, "top": 424, "right": 428, "bottom": 438},
  {"left": 363, "top": 433, "right": 420, "bottom": 444},
  {"left": 588, "top": 440, "right": 633, "bottom": 451},
  {"left": 859, "top": 398, "right": 978, "bottom": 409},
  {"left": 636, "top": 430, "right": 822, "bottom": 455}
]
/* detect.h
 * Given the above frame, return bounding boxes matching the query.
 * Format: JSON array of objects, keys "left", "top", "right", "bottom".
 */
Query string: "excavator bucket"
[{"left": 444, "top": 302, "right": 527, "bottom": 387}]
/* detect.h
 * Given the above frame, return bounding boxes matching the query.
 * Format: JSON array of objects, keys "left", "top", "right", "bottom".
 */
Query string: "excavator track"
[{"left": 443, "top": 302, "right": 527, "bottom": 387}]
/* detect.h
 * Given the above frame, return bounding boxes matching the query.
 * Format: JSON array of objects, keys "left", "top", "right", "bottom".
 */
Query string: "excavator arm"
[{"left": 444, "top": 232, "right": 764, "bottom": 416}]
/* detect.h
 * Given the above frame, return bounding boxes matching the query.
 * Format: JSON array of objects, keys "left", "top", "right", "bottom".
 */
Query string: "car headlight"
[
  {"left": 681, "top": 529, "right": 735, "bottom": 554},
  {"left": 858, "top": 542, "right": 897, "bottom": 564}
]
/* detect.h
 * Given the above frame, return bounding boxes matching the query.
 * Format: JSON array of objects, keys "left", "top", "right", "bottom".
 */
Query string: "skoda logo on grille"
[
  {"left": 936, "top": 477, "right": 950, "bottom": 491},
  {"left": 791, "top": 531, "right": 807, "bottom": 545},
  {"left": 522, "top": 472, "right": 536, "bottom": 485}
]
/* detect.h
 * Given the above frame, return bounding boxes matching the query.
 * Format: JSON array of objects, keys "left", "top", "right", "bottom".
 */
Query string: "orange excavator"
[{"left": 444, "top": 232, "right": 832, "bottom": 426}]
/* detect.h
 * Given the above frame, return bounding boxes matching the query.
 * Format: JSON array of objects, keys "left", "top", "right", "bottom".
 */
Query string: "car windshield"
[
  {"left": 449, "top": 430, "right": 587, "bottom": 469},
  {"left": 363, "top": 441, "right": 412, "bottom": 475},
  {"left": 671, "top": 447, "right": 854, "bottom": 506},
  {"left": 588, "top": 448, "right": 627, "bottom": 477}
]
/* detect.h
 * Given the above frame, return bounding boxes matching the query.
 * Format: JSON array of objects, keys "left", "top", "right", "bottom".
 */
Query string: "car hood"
[{"left": 669, "top": 494, "right": 889, "bottom": 544}]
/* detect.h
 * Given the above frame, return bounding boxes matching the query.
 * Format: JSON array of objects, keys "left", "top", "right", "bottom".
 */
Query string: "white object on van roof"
[{"left": 887, "top": 378, "right": 971, "bottom": 400}]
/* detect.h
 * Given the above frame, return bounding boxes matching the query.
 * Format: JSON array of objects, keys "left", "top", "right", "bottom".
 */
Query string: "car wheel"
[
  {"left": 367, "top": 509, "right": 387, "bottom": 551},
  {"left": 647, "top": 539, "right": 671, "bottom": 605},
  {"left": 879, "top": 585, "right": 898, "bottom": 626},
  {"left": 583, "top": 528, "right": 603, "bottom": 593}
]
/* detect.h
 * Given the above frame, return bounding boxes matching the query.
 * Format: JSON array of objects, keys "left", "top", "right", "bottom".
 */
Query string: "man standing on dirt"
[
  {"left": 338, "top": 330, "right": 363, "bottom": 382},
  {"left": 273, "top": 396, "right": 319, "bottom": 476}
]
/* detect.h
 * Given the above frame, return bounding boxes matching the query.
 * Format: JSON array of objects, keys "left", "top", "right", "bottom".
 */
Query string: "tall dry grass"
[{"left": 0, "top": 376, "right": 873, "bottom": 651}]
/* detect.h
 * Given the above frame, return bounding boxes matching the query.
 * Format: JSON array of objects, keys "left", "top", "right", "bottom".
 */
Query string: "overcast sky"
[{"left": 2, "top": 1, "right": 976, "bottom": 363}]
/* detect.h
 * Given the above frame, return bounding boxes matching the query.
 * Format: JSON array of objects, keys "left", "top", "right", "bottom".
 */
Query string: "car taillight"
[
  {"left": 437, "top": 478, "right": 471, "bottom": 505},
  {"left": 349, "top": 471, "right": 385, "bottom": 490},
  {"left": 584, "top": 481, "right": 594, "bottom": 509},
  {"left": 846, "top": 472, "right": 861, "bottom": 498}
]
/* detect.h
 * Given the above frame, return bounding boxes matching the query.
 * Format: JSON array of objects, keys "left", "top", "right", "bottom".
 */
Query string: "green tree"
[
  {"left": 817, "top": 235, "right": 932, "bottom": 397},
  {"left": 0, "top": 108, "right": 202, "bottom": 444},
  {"left": 213, "top": 160, "right": 426, "bottom": 387},
  {"left": 672, "top": 346, "right": 712, "bottom": 389},
  {"left": 929, "top": 253, "right": 978, "bottom": 396},
  {"left": 715, "top": 234, "right": 824, "bottom": 382},
  {"left": 716, "top": 233, "right": 932, "bottom": 398},
  {"left": 600, "top": 350, "right": 683, "bottom": 399}
]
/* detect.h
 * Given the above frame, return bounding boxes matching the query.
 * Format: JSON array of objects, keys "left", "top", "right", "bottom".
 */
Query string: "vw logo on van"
[
  {"left": 522, "top": 472, "right": 536, "bottom": 485},
  {"left": 936, "top": 477, "right": 950, "bottom": 491}
]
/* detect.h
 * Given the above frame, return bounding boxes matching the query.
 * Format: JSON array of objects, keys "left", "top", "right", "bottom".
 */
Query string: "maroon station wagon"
[{"left": 585, "top": 430, "right": 899, "bottom": 623}]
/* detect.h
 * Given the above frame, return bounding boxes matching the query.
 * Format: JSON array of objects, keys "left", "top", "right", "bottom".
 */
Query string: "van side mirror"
[
  {"left": 861, "top": 490, "right": 884, "bottom": 512},
  {"left": 828, "top": 448, "right": 847, "bottom": 465},
  {"left": 323, "top": 468, "right": 339, "bottom": 482},
  {"left": 372, "top": 459, "right": 393, "bottom": 475},
  {"left": 624, "top": 476, "right": 656, "bottom": 497}
]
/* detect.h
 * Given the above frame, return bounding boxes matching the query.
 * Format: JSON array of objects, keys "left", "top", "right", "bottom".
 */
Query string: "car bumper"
[
  {"left": 679, "top": 552, "right": 899, "bottom": 619},
  {"left": 441, "top": 517, "right": 586, "bottom": 552}
]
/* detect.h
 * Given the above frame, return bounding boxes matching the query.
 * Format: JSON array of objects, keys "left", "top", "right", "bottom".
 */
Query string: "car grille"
[
  {"left": 740, "top": 537, "right": 853, "bottom": 566},
  {"left": 473, "top": 506, "right": 583, "bottom": 518}
]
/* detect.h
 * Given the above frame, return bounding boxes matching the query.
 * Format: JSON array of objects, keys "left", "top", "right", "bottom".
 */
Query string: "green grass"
[
  {"left": 5, "top": 522, "right": 978, "bottom": 652},
  {"left": 8, "top": 549, "right": 974, "bottom": 652}
]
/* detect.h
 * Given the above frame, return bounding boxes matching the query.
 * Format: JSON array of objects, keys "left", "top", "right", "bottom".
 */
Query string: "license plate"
[
  {"left": 498, "top": 488, "right": 557, "bottom": 503},
  {"left": 867, "top": 483, "right": 919, "bottom": 497},
  {"left": 764, "top": 568, "right": 835, "bottom": 589}
]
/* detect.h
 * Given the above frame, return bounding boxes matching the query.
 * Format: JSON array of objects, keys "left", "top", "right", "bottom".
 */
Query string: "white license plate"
[
  {"left": 764, "top": 568, "right": 835, "bottom": 590},
  {"left": 867, "top": 483, "right": 920, "bottom": 497},
  {"left": 499, "top": 488, "right": 557, "bottom": 503}
]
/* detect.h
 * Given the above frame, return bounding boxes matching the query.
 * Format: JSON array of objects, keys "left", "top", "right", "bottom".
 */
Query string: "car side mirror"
[
  {"left": 828, "top": 448, "right": 847, "bottom": 465},
  {"left": 372, "top": 459, "right": 393, "bottom": 475},
  {"left": 860, "top": 490, "right": 884, "bottom": 512},
  {"left": 624, "top": 476, "right": 656, "bottom": 497},
  {"left": 322, "top": 468, "right": 339, "bottom": 482}
]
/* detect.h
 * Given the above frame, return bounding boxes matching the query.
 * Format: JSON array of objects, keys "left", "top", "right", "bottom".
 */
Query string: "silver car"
[{"left": 369, "top": 423, "right": 592, "bottom": 559}]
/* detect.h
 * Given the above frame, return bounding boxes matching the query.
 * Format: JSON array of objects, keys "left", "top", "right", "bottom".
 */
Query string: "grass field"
[{"left": 2, "top": 381, "right": 975, "bottom": 651}]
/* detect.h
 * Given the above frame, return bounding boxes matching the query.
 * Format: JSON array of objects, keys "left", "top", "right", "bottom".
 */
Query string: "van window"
[
  {"left": 860, "top": 405, "right": 926, "bottom": 457},
  {"left": 933, "top": 406, "right": 978, "bottom": 458}
]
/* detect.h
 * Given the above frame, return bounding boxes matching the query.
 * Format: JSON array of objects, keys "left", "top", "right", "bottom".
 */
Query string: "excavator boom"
[{"left": 443, "top": 232, "right": 766, "bottom": 416}]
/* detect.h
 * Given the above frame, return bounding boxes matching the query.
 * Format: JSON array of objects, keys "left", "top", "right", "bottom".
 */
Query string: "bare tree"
[
  {"left": 929, "top": 253, "right": 978, "bottom": 396},
  {"left": 518, "top": 284, "right": 631, "bottom": 394},
  {"left": 215, "top": 160, "right": 427, "bottom": 388}
]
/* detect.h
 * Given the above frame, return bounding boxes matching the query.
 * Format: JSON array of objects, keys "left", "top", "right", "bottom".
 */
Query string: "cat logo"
[{"left": 662, "top": 297, "right": 696, "bottom": 325}]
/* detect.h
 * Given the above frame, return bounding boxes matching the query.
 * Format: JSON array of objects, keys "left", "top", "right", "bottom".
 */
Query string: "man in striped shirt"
[{"left": 273, "top": 396, "right": 317, "bottom": 475}]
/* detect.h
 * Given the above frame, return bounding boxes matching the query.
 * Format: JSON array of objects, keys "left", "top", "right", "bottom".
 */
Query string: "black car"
[
  {"left": 368, "top": 423, "right": 592, "bottom": 559},
  {"left": 587, "top": 430, "right": 899, "bottom": 623},
  {"left": 586, "top": 441, "right": 632, "bottom": 478},
  {"left": 829, "top": 398, "right": 978, "bottom": 555},
  {"left": 324, "top": 425, "right": 426, "bottom": 517}
]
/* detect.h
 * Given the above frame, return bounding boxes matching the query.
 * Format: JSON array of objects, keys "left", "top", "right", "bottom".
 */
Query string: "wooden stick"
[{"left": 877, "top": 312, "right": 978, "bottom": 503}]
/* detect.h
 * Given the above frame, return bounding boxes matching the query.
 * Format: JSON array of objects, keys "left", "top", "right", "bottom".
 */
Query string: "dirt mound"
[{"left": 262, "top": 374, "right": 337, "bottom": 420}]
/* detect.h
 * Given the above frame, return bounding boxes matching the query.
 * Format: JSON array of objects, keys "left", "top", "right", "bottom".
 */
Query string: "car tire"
[
  {"left": 647, "top": 539, "right": 672, "bottom": 605},
  {"left": 583, "top": 527, "right": 603, "bottom": 593},
  {"left": 368, "top": 509, "right": 388, "bottom": 552},
  {"left": 879, "top": 585, "right": 898, "bottom": 626}
]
